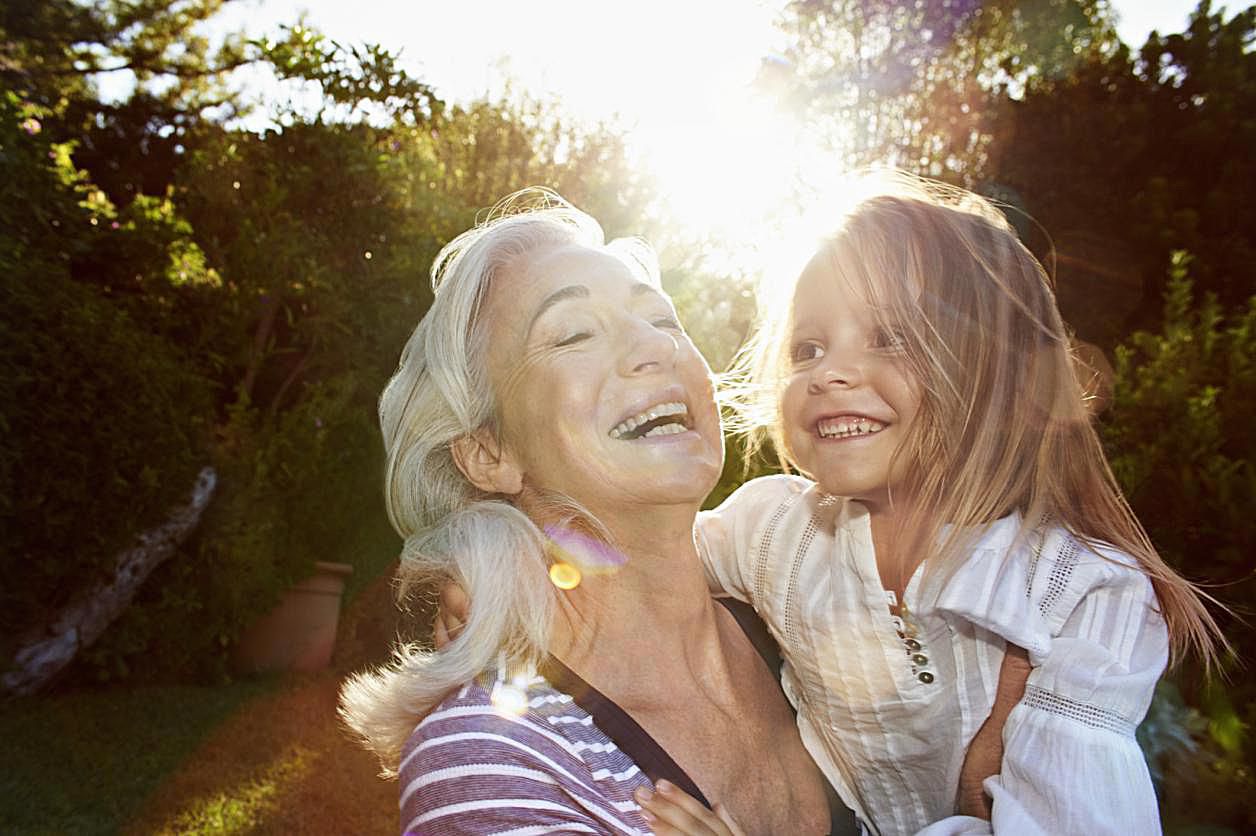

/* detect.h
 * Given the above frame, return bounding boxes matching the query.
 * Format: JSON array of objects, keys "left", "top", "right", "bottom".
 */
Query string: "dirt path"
[{"left": 125, "top": 574, "right": 412, "bottom": 834}]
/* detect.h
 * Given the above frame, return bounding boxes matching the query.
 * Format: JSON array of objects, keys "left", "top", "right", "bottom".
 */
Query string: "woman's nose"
[{"left": 620, "top": 318, "right": 679, "bottom": 375}]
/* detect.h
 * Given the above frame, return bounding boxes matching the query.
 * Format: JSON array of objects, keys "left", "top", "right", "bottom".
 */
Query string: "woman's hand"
[
  {"left": 634, "top": 781, "right": 746, "bottom": 836},
  {"left": 957, "top": 643, "right": 1032, "bottom": 818},
  {"left": 432, "top": 582, "right": 470, "bottom": 648}
]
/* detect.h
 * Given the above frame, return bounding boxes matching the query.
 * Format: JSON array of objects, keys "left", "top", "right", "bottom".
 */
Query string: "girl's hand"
[
  {"left": 634, "top": 781, "right": 746, "bottom": 836},
  {"left": 958, "top": 643, "right": 1031, "bottom": 818},
  {"left": 432, "top": 582, "right": 469, "bottom": 648}
]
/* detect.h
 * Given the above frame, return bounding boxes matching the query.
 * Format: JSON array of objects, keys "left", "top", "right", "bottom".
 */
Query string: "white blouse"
[{"left": 697, "top": 475, "right": 1167, "bottom": 836}]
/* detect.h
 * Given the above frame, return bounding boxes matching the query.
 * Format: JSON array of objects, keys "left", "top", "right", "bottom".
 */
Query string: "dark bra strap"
[
  {"left": 543, "top": 597, "right": 860, "bottom": 835},
  {"left": 714, "top": 598, "right": 862, "bottom": 836},
  {"left": 540, "top": 654, "right": 711, "bottom": 807}
]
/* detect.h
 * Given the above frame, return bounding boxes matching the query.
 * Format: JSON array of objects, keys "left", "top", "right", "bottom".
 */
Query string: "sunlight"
[
  {"left": 158, "top": 745, "right": 315, "bottom": 835},
  {"left": 741, "top": 166, "right": 904, "bottom": 311}
]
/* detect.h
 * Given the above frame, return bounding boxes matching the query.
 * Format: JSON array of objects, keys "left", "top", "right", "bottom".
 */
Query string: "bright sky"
[{"left": 102, "top": 0, "right": 1212, "bottom": 262}]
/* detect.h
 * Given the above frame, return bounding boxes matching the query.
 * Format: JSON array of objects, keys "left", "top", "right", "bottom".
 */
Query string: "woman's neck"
[{"left": 545, "top": 505, "right": 727, "bottom": 696}]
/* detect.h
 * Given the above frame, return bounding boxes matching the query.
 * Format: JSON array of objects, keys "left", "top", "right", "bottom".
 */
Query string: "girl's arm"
[
  {"left": 697, "top": 475, "right": 811, "bottom": 599},
  {"left": 956, "top": 645, "right": 1031, "bottom": 819},
  {"left": 634, "top": 782, "right": 747, "bottom": 836}
]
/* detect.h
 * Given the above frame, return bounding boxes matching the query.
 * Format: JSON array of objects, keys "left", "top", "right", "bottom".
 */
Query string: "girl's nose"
[
  {"left": 621, "top": 318, "right": 679, "bottom": 376},
  {"left": 807, "top": 355, "right": 863, "bottom": 393}
]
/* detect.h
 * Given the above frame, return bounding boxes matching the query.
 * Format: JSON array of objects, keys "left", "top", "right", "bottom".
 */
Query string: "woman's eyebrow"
[{"left": 526, "top": 284, "right": 590, "bottom": 337}]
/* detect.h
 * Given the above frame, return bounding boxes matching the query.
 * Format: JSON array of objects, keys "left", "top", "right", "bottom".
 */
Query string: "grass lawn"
[
  {"left": 1, "top": 514, "right": 406, "bottom": 835},
  {"left": 0, "top": 678, "right": 276, "bottom": 834}
]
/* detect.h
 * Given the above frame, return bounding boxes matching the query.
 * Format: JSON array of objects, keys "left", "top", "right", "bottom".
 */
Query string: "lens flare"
[
  {"left": 490, "top": 681, "right": 529, "bottom": 717},
  {"left": 544, "top": 525, "right": 628, "bottom": 580},
  {"left": 549, "top": 562, "right": 582, "bottom": 590}
]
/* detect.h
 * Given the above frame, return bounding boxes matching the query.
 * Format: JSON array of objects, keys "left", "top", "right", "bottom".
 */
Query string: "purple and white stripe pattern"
[{"left": 399, "top": 672, "right": 653, "bottom": 835}]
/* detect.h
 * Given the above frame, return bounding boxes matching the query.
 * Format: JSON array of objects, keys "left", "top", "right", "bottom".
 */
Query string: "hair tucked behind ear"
[{"left": 338, "top": 189, "right": 654, "bottom": 773}]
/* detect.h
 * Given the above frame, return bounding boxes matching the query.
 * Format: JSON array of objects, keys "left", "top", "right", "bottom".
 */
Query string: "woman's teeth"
[
  {"left": 817, "top": 416, "right": 886, "bottom": 438},
  {"left": 609, "top": 401, "right": 689, "bottom": 440}
]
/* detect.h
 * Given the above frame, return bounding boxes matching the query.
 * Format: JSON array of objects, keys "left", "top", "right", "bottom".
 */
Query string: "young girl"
[{"left": 640, "top": 174, "right": 1224, "bottom": 835}]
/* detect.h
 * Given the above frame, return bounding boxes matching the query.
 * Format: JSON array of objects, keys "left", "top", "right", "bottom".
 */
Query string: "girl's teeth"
[{"left": 817, "top": 417, "right": 886, "bottom": 438}]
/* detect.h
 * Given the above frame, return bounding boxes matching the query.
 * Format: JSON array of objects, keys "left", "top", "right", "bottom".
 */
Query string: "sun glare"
[{"left": 188, "top": 0, "right": 871, "bottom": 282}]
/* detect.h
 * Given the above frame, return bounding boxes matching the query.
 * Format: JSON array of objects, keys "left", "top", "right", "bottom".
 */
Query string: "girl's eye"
[
  {"left": 873, "top": 329, "right": 907, "bottom": 351},
  {"left": 790, "top": 341, "right": 825, "bottom": 363},
  {"left": 555, "top": 331, "right": 593, "bottom": 348}
]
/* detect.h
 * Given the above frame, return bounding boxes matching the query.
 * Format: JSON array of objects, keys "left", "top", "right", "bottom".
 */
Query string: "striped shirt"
[{"left": 399, "top": 670, "right": 653, "bottom": 835}]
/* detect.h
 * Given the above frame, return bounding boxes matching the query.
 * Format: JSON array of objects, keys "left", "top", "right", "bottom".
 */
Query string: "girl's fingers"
[
  {"left": 634, "top": 782, "right": 733, "bottom": 835},
  {"left": 432, "top": 614, "right": 451, "bottom": 648},
  {"left": 440, "top": 582, "right": 470, "bottom": 621},
  {"left": 713, "top": 803, "right": 748, "bottom": 836},
  {"left": 432, "top": 583, "right": 470, "bottom": 649}
]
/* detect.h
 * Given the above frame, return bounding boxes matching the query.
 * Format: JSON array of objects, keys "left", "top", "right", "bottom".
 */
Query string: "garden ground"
[{"left": 1, "top": 573, "right": 406, "bottom": 835}]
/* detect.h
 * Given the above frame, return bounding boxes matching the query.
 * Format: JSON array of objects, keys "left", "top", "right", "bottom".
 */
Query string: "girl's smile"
[
  {"left": 780, "top": 251, "right": 921, "bottom": 511},
  {"left": 814, "top": 413, "right": 889, "bottom": 439}
]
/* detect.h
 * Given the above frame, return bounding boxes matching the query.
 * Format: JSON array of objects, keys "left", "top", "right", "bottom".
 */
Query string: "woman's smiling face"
[{"left": 480, "top": 244, "right": 723, "bottom": 517}]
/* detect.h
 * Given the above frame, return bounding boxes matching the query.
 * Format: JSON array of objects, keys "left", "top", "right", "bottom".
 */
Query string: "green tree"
[
  {"left": 763, "top": 0, "right": 1117, "bottom": 178},
  {"left": 0, "top": 91, "right": 214, "bottom": 662},
  {"left": 1102, "top": 254, "right": 1256, "bottom": 832},
  {"left": 985, "top": 1, "right": 1256, "bottom": 339}
]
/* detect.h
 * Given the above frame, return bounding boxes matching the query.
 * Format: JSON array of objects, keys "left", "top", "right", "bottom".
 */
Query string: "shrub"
[
  {"left": 79, "top": 374, "right": 384, "bottom": 682},
  {"left": 1102, "top": 252, "right": 1256, "bottom": 832},
  {"left": 0, "top": 93, "right": 214, "bottom": 665}
]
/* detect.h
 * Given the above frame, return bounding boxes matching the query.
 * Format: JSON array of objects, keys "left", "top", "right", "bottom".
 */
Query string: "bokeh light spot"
[
  {"left": 549, "top": 562, "right": 582, "bottom": 590},
  {"left": 490, "top": 682, "right": 529, "bottom": 716}
]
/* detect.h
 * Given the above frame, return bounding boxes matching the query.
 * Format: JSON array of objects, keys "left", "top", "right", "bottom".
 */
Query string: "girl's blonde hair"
[
  {"left": 339, "top": 188, "right": 661, "bottom": 773},
  {"left": 732, "top": 171, "right": 1224, "bottom": 668}
]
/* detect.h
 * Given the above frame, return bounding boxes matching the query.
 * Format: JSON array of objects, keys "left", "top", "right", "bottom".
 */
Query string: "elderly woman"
[{"left": 339, "top": 191, "right": 849, "bottom": 834}]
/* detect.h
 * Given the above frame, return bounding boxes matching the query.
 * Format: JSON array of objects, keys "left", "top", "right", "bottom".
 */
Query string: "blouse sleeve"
[
  {"left": 920, "top": 542, "right": 1169, "bottom": 835},
  {"left": 696, "top": 475, "right": 809, "bottom": 601}
]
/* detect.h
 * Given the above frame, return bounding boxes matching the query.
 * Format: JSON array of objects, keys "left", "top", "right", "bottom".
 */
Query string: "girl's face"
[
  {"left": 779, "top": 251, "right": 922, "bottom": 511},
  {"left": 480, "top": 244, "right": 724, "bottom": 517}
]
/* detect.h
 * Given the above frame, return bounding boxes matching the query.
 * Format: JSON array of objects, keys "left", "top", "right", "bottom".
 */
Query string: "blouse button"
[
  {"left": 905, "top": 638, "right": 922, "bottom": 651},
  {"left": 912, "top": 654, "right": 929, "bottom": 666},
  {"left": 918, "top": 671, "right": 935, "bottom": 684}
]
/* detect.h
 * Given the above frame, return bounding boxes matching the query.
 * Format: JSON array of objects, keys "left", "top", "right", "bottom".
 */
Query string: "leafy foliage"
[
  {"left": 1103, "top": 254, "right": 1256, "bottom": 832},
  {"left": 1105, "top": 254, "right": 1256, "bottom": 620},
  {"left": 987, "top": 1, "right": 1256, "bottom": 338},
  {"left": 765, "top": 0, "right": 1117, "bottom": 177},
  {"left": 0, "top": 91, "right": 214, "bottom": 659}
]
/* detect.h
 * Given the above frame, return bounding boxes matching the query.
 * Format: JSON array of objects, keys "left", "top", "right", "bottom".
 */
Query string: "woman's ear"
[{"left": 451, "top": 430, "right": 524, "bottom": 496}]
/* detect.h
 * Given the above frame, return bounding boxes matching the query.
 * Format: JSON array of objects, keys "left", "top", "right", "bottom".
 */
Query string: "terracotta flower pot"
[{"left": 235, "top": 561, "right": 354, "bottom": 674}]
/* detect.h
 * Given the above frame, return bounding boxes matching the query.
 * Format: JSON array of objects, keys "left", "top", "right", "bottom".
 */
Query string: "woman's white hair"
[{"left": 338, "top": 188, "right": 659, "bottom": 772}]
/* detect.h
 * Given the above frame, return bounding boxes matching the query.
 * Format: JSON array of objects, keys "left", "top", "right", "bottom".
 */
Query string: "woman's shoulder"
[
  {"left": 402, "top": 674, "right": 584, "bottom": 771},
  {"left": 399, "top": 672, "right": 649, "bottom": 834}
]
